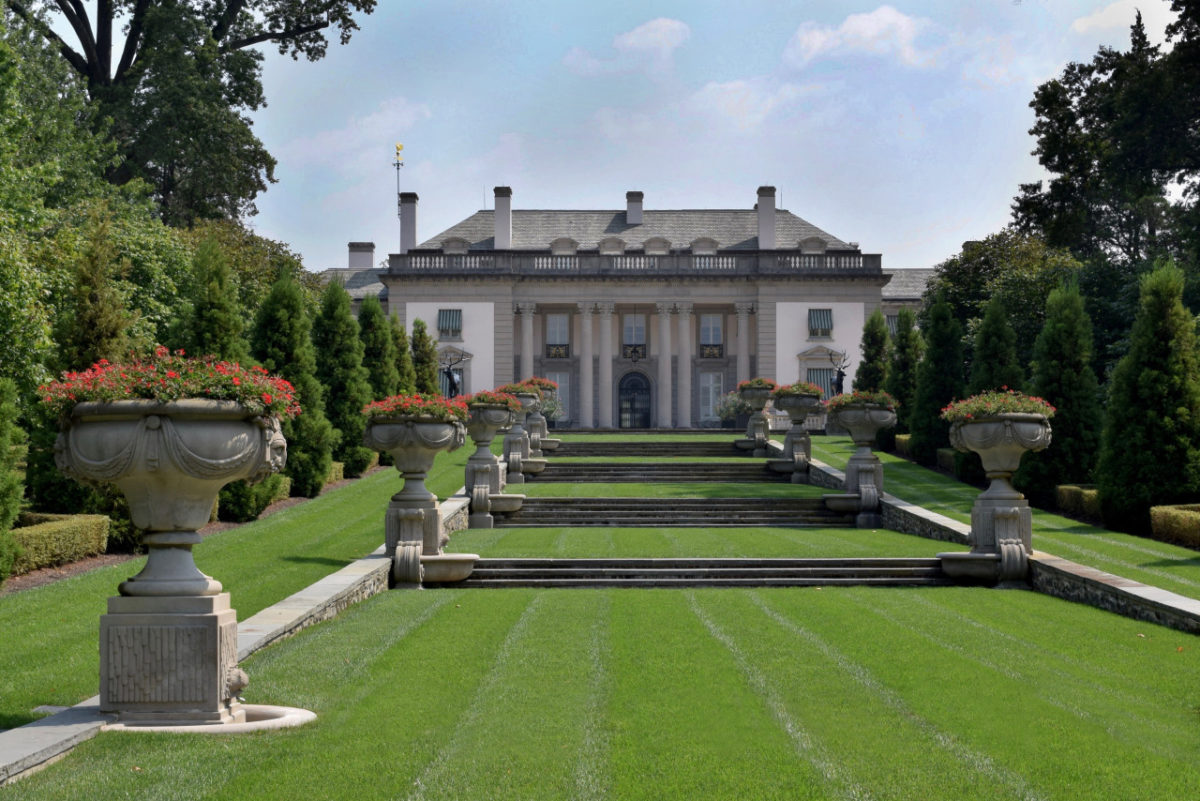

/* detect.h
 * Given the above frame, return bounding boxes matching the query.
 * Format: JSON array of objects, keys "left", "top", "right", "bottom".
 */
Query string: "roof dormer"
[{"left": 550, "top": 237, "right": 579, "bottom": 255}]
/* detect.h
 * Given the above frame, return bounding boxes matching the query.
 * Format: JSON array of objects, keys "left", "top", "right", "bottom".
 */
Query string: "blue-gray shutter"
[
  {"left": 808, "top": 308, "right": 833, "bottom": 333},
  {"left": 437, "top": 309, "right": 462, "bottom": 333}
]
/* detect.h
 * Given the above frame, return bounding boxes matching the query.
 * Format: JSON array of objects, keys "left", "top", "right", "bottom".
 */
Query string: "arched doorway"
[{"left": 618, "top": 372, "right": 652, "bottom": 429}]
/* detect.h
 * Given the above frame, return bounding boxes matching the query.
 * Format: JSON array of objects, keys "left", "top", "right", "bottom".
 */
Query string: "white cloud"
[
  {"left": 784, "top": 6, "right": 938, "bottom": 69},
  {"left": 688, "top": 79, "right": 809, "bottom": 132},
  {"left": 564, "top": 18, "right": 691, "bottom": 76},
  {"left": 1071, "top": 0, "right": 1175, "bottom": 44},
  {"left": 278, "top": 97, "right": 432, "bottom": 173}
]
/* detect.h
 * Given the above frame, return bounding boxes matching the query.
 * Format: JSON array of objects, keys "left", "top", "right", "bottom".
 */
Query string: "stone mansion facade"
[{"left": 336, "top": 186, "right": 929, "bottom": 429}]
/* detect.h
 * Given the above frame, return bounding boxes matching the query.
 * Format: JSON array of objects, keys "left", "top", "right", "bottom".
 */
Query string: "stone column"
[
  {"left": 656, "top": 302, "right": 674, "bottom": 428},
  {"left": 578, "top": 302, "right": 594, "bottom": 428},
  {"left": 597, "top": 304, "right": 615, "bottom": 428},
  {"left": 735, "top": 302, "right": 754, "bottom": 383},
  {"left": 516, "top": 302, "right": 536, "bottom": 380},
  {"left": 676, "top": 302, "right": 693, "bottom": 428}
]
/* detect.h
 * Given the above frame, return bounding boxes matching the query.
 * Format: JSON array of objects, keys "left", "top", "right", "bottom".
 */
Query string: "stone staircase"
[
  {"left": 454, "top": 557, "right": 951, "bottom": 588},
  {"left": 534, "top": 461, "right": 787, "bottom": 483},
  {"left": 551, "top": 441, "right": 739, "bottom": 458},
  {"left": 494, "top": 497, "right": 852, "bottom": 528}
]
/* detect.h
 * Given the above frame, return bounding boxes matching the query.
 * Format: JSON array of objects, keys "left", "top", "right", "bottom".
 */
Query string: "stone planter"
[
  {"left": 54, "top": 399, "right": 287, "bottom": 725},
  {"left": 466, "top": 404, "right": 525, "bottom": 528},
  {"left": 532, "top": 389, "right": 561, "bottom": 452},
  {"left": 822, "top": 403, "right": 896, "bottom": 528},
  {"left": 736, "top": 387, "right": 773, "bottom": 456},
  {"left": 768, "top": 394, "right": 821, "bottom": 482},
  {"left": 503, "top": 392, "right": 547, "bottom": 482},
  {"left": 940, "top": 414, "right": 1052, "bottom": 585},
  {"left": 363, "top": 417, "right": 471, "bottom": 585}
]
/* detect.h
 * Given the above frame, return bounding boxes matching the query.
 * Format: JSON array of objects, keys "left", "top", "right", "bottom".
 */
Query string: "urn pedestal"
[
  {"left": 735, "top": 387, "right": 772, "bottom": 456},
  {"left": 364, "top": 417, "right": 476, "bottom": 586},
  {"left": 503, "top": 392, "right": 547, "bottom": 482},
  {"left": 465, "top": 404, "right": 525, "bottom": 529},
  {"left": 767, "top": 395, "right": 821, "bottom": 482},
  {"left": 55, "top": 400, "right": 287, "bottom": 725},
  {"left": 821, "top": 404, "right": 896, "bottom": 528},
  {"left": 939, "top": 414, "right": 1052, "bottom": 585}
]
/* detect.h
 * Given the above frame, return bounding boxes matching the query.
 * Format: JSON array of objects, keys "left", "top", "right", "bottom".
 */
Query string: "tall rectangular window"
[
  {"left": 807, "top": 368, "right": 834, "bottom": 398},
  {"left": 623, "top": 314, "right": 646, "bottom": 345},
  {"left": 699, "top": 372, "right": 723, "bottom": 423},
  {"left": 437, "top": 308, "right": 462, "bottom": 340},
  {"left": 544, "top": 371, "right": 570, "bottom": 425},
  {"left": 439, "top": 366, "right": 464, "bottom": 398},
  {"left": 699, "top": 313, "right": 723, "bottom": 358},
  {"left": 886, "top": 314, "right": 899, "bottom": 336},
  {"left": 808, "top": 308, "right": 833, "bottom": 338},
  {"left": 545, "top": 313, "right": 570, "bottom": 358}
]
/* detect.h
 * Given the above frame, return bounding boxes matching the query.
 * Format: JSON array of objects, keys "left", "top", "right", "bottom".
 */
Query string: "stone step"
[
  {"left": 534, "top": 463, "right": 784, "bottom": 482},
  {"left": 552, "top": 442, "right": 740, "bottom": 457},
  {"left": 495, "top": 497, "right": 853, "bottom": 527}
]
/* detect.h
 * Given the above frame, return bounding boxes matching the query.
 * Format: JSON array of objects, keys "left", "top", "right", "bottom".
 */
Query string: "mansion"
[{"left": 335, "top": 186, "right": 930, "bottom": 429}]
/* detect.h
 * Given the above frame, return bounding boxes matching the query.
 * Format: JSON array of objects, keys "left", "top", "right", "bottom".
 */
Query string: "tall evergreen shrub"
[
  {"left": 0, "top": 379, "right": 23, "bottom": 583},
  {"left": 1096, "top": 264, "right": 1200, "bottom": 534},
  {"left": 251, "top": 275, "right": 335, "bottom": 497},
  {"left": 1015, "top": 282, "right": 1101, "bottom": 506},
  {"left": 885, "top": 308, "right": 924, "bottom": 433},
  {"left": 853, "top": 309, "right": 889, "bottom": 392},
  {"left": 358, "top": 296, "right": 399, "bottom": 400},
  {"left": 312, "top": 282, "right": 374, "bottom": 477},
  {"left": 391, "top": 314, "right": 417, "bottom": 394},
  {"left": 967, "top": 297, "right": 1025, "bottom": 395},
  {"left": 909, "top": 296, "right": 964, "bottom": 466},
  {"left": 182, "top": 238, "right": 248, "bottom": 361},
  {"left": 411, "top": 318, "right": 440, "bottom": 395}
]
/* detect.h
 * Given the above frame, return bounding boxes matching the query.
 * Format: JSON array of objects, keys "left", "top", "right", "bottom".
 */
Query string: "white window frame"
[
  {"left": 546, "top": 313, "right": 570, "bottom": 346},
  {"left": 699, "top": 372, "right": 723, "bottom": 423},
  {"left": 623, "top": 314, "right": 646, "bottom": 345},
  {"left": 700, "top": 314, "right": 723, "bottom": 346},
  {"left": 544, "top": 370, "right": 570, "bottom": 424}
]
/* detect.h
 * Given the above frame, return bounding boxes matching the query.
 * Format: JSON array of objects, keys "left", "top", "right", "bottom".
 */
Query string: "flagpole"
[{"left": 393, "top": 143, "right": 405, "bottom": 252}]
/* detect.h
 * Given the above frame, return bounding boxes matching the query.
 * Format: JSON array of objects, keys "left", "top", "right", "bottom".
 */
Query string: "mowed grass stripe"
[{"left": 761, "top": 588, "right": 1200, "bottom": 799}]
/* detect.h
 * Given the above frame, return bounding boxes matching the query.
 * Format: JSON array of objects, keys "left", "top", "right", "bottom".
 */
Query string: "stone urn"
[
  {"left": 54, "top": 399, "right": 287, "bottom": 725},
  {"left": 503, "top": 391, "right": 547, "bottom": 481},
  {"left": 363, "top": 417, "right": 469, "bottom": 585},
  {"left": 532, "top": 388, "right": 561, "bottom": 452},
  {"left": 736, "top": 386, "right": 773, "bottom": 456},
  {"left": 940, "top": 414, "right": 1052, "bottom": 584},
  {"left": 768, "top": 394, "right": 822, "bottom": 482},
  {"left": 465, "top": 403, "right": 525, "bottom": 528},
  {"left": 823, "top": 403, "right": 896, "bottom": 528}
]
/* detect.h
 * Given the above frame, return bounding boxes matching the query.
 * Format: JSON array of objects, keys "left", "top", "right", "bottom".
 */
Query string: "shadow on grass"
[
  {"left": 279, "top": 556, "right": 352, "bottom": 567},
  {"left": 0, "top": 712, "right": 37, "bottom": 730},
  {"left": 1141, "top": 557, "right": 1200, "bottom": 568}
]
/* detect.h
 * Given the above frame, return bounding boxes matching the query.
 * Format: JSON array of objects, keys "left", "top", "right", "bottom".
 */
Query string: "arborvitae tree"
[
  {"left": 54, "top": 211, "right": 137, "bottom": 371},
  {"left": 358, "top": 296, "right": 399, "bottom": 400},
  {"left": 391, "top": 314, "right": 417, "bottom": 393},
  {"left": 909, "top": 295, "right": 964, "bottom": 466},
  {"left": 182, "top": 239, "right": 248, "bottom": 361},
  {"left": 885, "top": 308, "right": 924, "bottom": 433},
  {"left": 1015, "top": 282, "right": 1102, "bottom": 506},
  {"left": 0, "top": 379, "right": 23, "bottom": 583},
  {"left": 967, "top": 297, "right": 1025, "bottom": 395},
  {"left": 853, "top": 309, "right": 889, "bottom": 392},
  {"left": 312, "top": 282, "right": 374, "bottom": 477},
  {"left": 410, "top": 318, "right": 440, "bottom": 395},
  {"left": 1096, "top": 264, "right": 1200, "bottom": 534},
  {"left": 251, "top": 275, "right": 335, "bottom": 498}
]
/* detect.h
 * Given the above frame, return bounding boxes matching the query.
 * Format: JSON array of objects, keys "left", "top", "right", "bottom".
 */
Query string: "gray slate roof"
[
  {"left": 881, "top": 268, "right": 935, "bottom": 300},
  {"left": 419, "top": 209, "right": 855, "bottom": 251},
  {"left": 317, "top": 267, "right": 388, "bottom": 300}
]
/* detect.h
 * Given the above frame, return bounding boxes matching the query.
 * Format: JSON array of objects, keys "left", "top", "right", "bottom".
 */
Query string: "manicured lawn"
[
  {"left": 520, "top": 481, "right": 826, "bottom": 498},
  {"left": 811, "top": 437, "right": 1200, "bottom": 601},
  {"left": 0, "top": 447, "right": 472, "bottom": 729},
  {"left": 7, "top": 587, "right": 1199, "bottom": 800},
  {"left": 448, "top": 525, "right": 955, "bottom": 559}
]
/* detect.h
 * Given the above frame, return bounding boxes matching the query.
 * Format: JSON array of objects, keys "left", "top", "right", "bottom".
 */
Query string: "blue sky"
[{"left": 247, "top": 0, "right": 1178, "bottom": 272}]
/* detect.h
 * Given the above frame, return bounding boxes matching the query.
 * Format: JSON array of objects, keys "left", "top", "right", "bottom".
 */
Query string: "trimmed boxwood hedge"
[
  {"left": 9, "top": 512, "right": 109, "bottom": 575},
  {"left": 1056, "top": 484, "right": 1102, "bottom": 521},
  {"left": 1149, "top": 505, "right": 1200, "bottom": 549},
  {"left": 218, "top": 474, "right": 293, "bottom": 523}
]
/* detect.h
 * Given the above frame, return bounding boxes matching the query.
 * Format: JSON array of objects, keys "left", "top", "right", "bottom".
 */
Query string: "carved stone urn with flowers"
[
  {"left": 821, "top": 390, "right": 898, "bottom": 528},
  {"left": 767, "top": 382, "right": 823, "bottom": 482},
  {"left": 464, "top": 390, "right": 526, "bottom": 528},
  {"left": 45, "top": 348, "right": 298, "bottom": 726},
  {"left": 936, "top": 390, "right": 1054, "bottom": 584},
  {"left": 735, "top": 378, "right": 778, "bottom": 456},
  {"left": 496, "top": 383, "right": 547, "bottom": 482},
  {"left": 519, "top": 377, "right": 561, "bottom": 452}
]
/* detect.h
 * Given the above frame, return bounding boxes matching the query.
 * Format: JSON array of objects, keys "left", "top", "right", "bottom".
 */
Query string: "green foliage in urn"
[
  {"left": 1097, "top": 264, "right": 1200, "bottom": 534},
  {"left": 1015, "top": 282, "right": 1102, "bottom": 506},
  {"left": 358, "top": 296, "right": 399, "bottom": 400},
  {"left": 0, "top": 379, "right": 23, "bottom": 584},
  {"left": 496, "top": 383, "right": 538, "bottom": 396},
  {"left": 967, "top": 297, "right": 1025, "bottom": 396},
  {"left": 717, "top": 392, "right": 752, "bottom": 421},
  {"left": 939, "top": 390, "right": 1056, "bottom": 423},
  {"left": 519, "top": 377, "right": 559, "bottom": 395},
  {"left": 853, "top": 309, "right": 889, "bottom": 392},
  {"left": 771, "top": 382, "right": 824, "bottom": 399},
  {"left": 737, "top": 378, "right": 778, "bottom": 392},
  {"left": 410, "top": 318, "right": 440, "bottom": 395},
  {"left": 363, "top": 394, "right": 469, "bottom": 424},
  {"left": 252, "top": 275, "right": 334, "bottom": 498},
  {"left": 826, "top": 390, "right": 898, "bottom": 412},
  {"left": 313, "top": 282, "right": 374, "bottom": 477},
  {"left": 467, "top": 391, "right": 521, "bottom": 412},
  {"left": 909, "top": 295, "right": 965, "bottom": 466},
  {"left": 390, "top": 313, "right": 417, "bottom": 394},
  {"left": 179, "top": 239, "right": 249, "bottom": 363}
]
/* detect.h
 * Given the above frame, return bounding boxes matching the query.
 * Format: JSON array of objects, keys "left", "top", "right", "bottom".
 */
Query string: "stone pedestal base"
[
  {"left": 939, "top": 486, "right": 1033, "bottom": 585},
  {"left": 386, "top": 498, "right": 444, "bottom": 586},
  {"left": 100, "top": 594, "right": 246, "bottom": 725}
]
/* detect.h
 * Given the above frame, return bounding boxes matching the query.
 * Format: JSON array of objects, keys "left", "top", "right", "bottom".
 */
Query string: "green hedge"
[
  {"left": 936, "top": 448, "right": 956, "bottom": 473},
  {"left": 1149, "top": 505, "right": 1200, "bottom": 548},
  {"left": 894, "top": 434, "right": 912, "bottom": 459},
  {"left": 327, "top": 460, "right": 345, "bottom": 485},
  {"left": 1056, "top": 484, "right": 1102, "bottom": 520},
  {"left": 9, "top": 512, "right": 109, "bottom": 575},
  {"left": 218, "top": 474, "right": 293, "bottom": 523}
]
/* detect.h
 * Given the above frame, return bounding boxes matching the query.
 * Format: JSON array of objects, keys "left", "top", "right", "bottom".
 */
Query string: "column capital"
[
  {"left": 514, "top": 302, "right": 538, "bottom": 315},
  {"left": 595, "top": 302, "right": 615, "bottom": 316},
  {"left": 675, "top": 301, "right": 694, "bottom": 315},
  {"left": 655, "top": 301, "right": 676, "bottom": 315},
  {"left": 576, "top": 301, "right": 595, "bottom": 315},
  {"left": 735, "top": 302, "right": 755, "bottom": 316}
]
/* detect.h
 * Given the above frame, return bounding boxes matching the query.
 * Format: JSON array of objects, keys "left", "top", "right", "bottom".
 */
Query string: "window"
[
  {"left": 623, "top": 314, "right": 646, "bottom": 345},
  {"left": 437, "top": 308, "right": 462, "bottom": 340},
  {"left": 806, "top": 368, "right": 834, "bottom": 399},
  {"left": 699, "top": 314, "right": 723, "bottom": 358},
  {"left": 808, "top": 308, "right": 833, "bottom": 338},
  {"left": 699, "top": 372, "right": 723, "bottom": 423},
  {"left": 886, "top": 314, "right": 898, "bottom": 336},
  {"left": 439, "top": 366, "right": 464, "bottom": 398},
  {"left": 546, "top": 313, "right": 570, "bottom": 358},
  {"left": 544, "top": 371, "right": 570, "bottom": 425}
]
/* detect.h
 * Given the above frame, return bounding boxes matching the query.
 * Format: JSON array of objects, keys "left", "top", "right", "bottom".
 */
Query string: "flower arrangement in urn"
[
  {"left": 497, "top": 382, "right": 540, "bottom": 397},
  {"left": 362, "top": 393, "right": 468, "bottom": 423},
  {"left": 940, "top": 389, "right": 1056, "bottom": 423},
  {"left": 518, "top": 376, "right": 558, "bottom": 395},
  {"left": 737, "top": 377, "right": 779, "bottom": 392},
  {"left": 825, "top": 389, "right": 898, "bottom": 413},
  {"left": 466, "top": 389, "right": 521, "bottom": 412},
  {"left": 771, "top": 381, "right": 823, "bottom": 400}
]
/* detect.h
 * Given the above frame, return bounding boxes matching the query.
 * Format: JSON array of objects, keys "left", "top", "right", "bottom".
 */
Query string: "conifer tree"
[
  {"left": 391, "top": 314, "right": 417, "bottom": 393},
  {"left": 182, "top": 239, "right": 248, "bottom": 361},
  {"left": 1015, "top": 282, "right": 1102, "bottom": 506},
  {"left": 1097, "top": 264, "right": 1200, "bottom": 534},
  {"left": 251, "top": 275, "right": 334, "bottom": 497},
  {"left": 312, "top": 282, "right": 374, "bottom": 477},
  {"left": 410, "top": 318, "right": 440, "bottom": 395},
  {"left": 909, "top": 295, "right": 964, "bottom": 466},
  {"left": 0, "top": 379, "right": 23, "bottom": 584},
  {"left": 853, "top": 309, "right": 889, "bottom": 392},
  {"left": 358, "top": 296, "right": 399, "bottom": 400},
  {"left": 967, "top": 297, "right": 1025, "bottom": 395},
  {"left": 885, "top": 308, "right": 924, "bottom": 433}
]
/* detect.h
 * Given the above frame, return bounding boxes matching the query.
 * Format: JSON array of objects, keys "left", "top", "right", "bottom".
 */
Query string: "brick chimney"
[
  {"left": 626, "top": 191, "right": 643, "bottom": 225},
  {"left": 399, "top": 192, "right": 418, "bottom": 254},
  {"left": 757, "top": 186, "right": 776, "bottom": 250},
  {"left": 348, "top": 241, "right": 375, "bottom": 269},
  {"left": 494, "top": 186, "right": 512, "bottom": 249}
]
